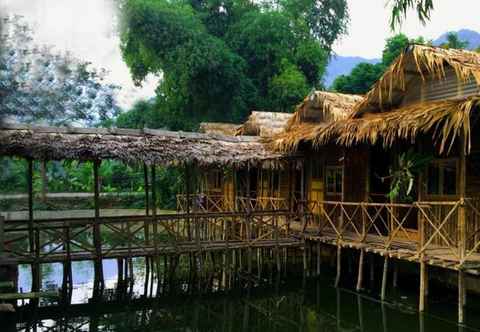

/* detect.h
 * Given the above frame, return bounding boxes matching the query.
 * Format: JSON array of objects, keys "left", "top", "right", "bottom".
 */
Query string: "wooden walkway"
[{"left": 302, "top": 229, "right": 480, "bottom": 273}]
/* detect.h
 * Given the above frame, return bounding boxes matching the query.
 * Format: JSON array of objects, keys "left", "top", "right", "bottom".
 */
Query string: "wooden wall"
[{"left": 343, "top": 146, "right": 369, "bottom": 202}]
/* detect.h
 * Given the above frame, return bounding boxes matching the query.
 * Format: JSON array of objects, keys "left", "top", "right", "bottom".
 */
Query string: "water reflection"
[
  {"left": 6, "top": 262, "right": 478, "bottom": 332},
  {"left": 7, "top": 283, "right": 475, "bottom": 331}
]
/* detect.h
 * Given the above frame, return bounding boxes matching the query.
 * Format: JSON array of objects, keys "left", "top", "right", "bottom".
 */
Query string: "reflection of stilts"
[
  {"left": 356, "top": 249, "right": 364, "bottom": 292},
  {"left": 335, "top": 245, "right": 341, "bottom": 287},
  {"left": 381, "top": 256, "right": 388, "bottom": 301},
  {"left": 381, "top": 302, "right": 388, "bottom": 332},
  {"left": 357, "top": 294, "right": 364, "bottom": 332}
]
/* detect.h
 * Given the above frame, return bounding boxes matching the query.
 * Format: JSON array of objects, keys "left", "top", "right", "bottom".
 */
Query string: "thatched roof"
[
  {"left": 353, "top": 44, "right": 480, "bottom": 117},
  {"left": 236, "top": 111, "right": 293, "bottom": 137},
  {"left": 273, "top": 91, "right": 363, "bottom": 152},
  {"left": 314, "top": 96, "right": 480, "bottom": 154},
  {"left": 199, "top": 122, "right": 240, "bottom": 136},
  {"left": 276, "top": 46, "right": 480, "bottom": 154},
  {"left": 0, "top": 124, "right": 284, "bottom": 167}
]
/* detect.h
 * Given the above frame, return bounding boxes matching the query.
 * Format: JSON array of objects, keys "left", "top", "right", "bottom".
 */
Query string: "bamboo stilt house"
[
  {"left": 197, "top": 111, "right": 297, "bottom": 211},
  {"left": 268, "top": 45, "right": 480, "bottom": 278}
]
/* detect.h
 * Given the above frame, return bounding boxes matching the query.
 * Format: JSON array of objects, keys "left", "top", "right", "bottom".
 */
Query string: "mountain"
[
  {"left": 324, "top": 56, "right": 380, "bottom": 88},
  {"left": 433, "top": 29, "right": 480, "bottom": 50}
]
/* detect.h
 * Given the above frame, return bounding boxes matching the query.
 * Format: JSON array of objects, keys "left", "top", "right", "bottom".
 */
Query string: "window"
[
  {"left": 427, "top": 160, "right": 458, "bottom": 196},
  {"left": 326, "top": 166, "right": 343, "bottom": 195}
]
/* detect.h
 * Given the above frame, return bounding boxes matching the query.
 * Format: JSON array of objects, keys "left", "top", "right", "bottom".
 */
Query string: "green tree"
[
  {"left": 0, "top": 16, "right": 120, "bottom": 126},
  {"left": 332, "top": 34, "right": 414, "bottom": 94},
  {"left": 441, "top": 32, "right": 469, "bottom": 50},
  {"left": 119, "top": 0, "right": 348, "bottom": 129},
  {"left": 332, "top": 63, "right": 384, "bottom": 95},
  {"left": 389, "top": 0, "right": 434, "bottom": 30}
]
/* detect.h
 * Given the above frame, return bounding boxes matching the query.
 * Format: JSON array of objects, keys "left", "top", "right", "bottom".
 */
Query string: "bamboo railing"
[
  {"left": 300, "top": 198, "right": 480, "bottom": 268},
  {"left": 2, "top": 210, "right": 296, "bottom": 264}
]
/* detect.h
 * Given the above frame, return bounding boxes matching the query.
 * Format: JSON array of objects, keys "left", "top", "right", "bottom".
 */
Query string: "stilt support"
[
  {"left": 381, "top": 256, "right": 388, "bottom": 301},
  {"left": 335, "top": 245, "right": 341, "bottom": 287},
  {"left": 356, "top": 249, "right": 364, "bottom": 292}
]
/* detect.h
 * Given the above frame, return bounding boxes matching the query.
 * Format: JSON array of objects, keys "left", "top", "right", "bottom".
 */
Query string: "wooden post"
[
  {"left": 458, "top": 134, "right": 467, "bottom": 324},
  {"left": 335, "top": 245, "right": 341, "bottom": 287},
  {"left": 151, "top": 165, "right": 162, "bottom": 295},
  {"left": 27, "top": 158, "right": 40, "bottom": 293},
  {"left": 316, "top": 242, "right": 321, "bottom": 276},
  {"left": 419, "top": 260, "right": 426, "bottom": 312},
  {"left": 93, "top": 160, "right": 104, "bottom": 295},
  {"left": 356, "top": 249, "right": 364, "bottom": 292},
  {"left": 459, "top": 270, "right": 466, "bottom": 324},
  {"left": 393, "top": 261, "right": 398, "bottom": 288},
  {"left": 0, "top": 216, "right": 4, "bottom": 258},
  {"left": 246, "top": 165, "right": 252, "bottom": 275},
  {"left": 381, "top": 256, "right": 388, "bottom": 301}
]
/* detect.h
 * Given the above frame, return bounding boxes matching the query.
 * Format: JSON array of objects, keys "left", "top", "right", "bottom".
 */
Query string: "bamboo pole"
[
  {"left": 356, "top": 249, "right": 364, "bottom": 292},
  {"left": 458, "top": 134, "right": 467, "bottom": 324},
  {"left": 459, "top": 270, "right": 466, "bottom": 324},
  {"left": 27, "top": 159, "right": 40, "bottom": 293},
  {"left": 316, "top": 242, "right": 321, "bottom": 276},
  {"left": 419, "top": 260, "right": 426, "bottom": 312},
  {"left": 381, "top": 256, "right": 388, "bottom": 301},
  {"left": 335, "top": 245, "right": 341, "bottom": 287},
  {"left": 93, "top": 160, "right": 104, "bottom": 295}
]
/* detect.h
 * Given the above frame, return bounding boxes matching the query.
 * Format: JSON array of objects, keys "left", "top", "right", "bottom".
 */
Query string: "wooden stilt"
[
  {"left": 335, "top": 245, "right": 341, "bottom": 287},
  {"left": 381, "top": 256, "right": 388, "bottom": 301},
  {"left": 357, "top": 294, "right": 364, "bottom": 332},
  {"left": 316, "top": 242, "right": 321, "bottom": 276},
  {"left": 93, "top": 160, "right": 104, "bottom": 296},
  {"left": 356, "top": 249, "right": 364, "bottom": 292},
  {"left": 419, "top": 260, "right": 426, "bottom": 312},
  {"left": 369, "top": 254, "right": 375, "bottom": 286},
  {"left": 459, "top": 270, "right": 465, "bottom": 324},
  {"left": 393, "top": 261, "right": 398, "bottom": 289},
  {"left": 303, "top": 243, "right": 308, "bottom": 277}
]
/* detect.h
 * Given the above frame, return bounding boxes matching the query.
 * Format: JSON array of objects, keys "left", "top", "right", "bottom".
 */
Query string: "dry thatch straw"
[
  {"left": 353, "top": 44, "right": 480, "bottom": 117},
  {"left": 199, "top": 122, "right": 240, "bottom": 136},
  {"left": 0, "top": 124, "right": 284, "bottom": 168},
  {"left": 273, "top": 91, "right": 363, "bottom": 152},
  {"left": 236, "top": 111, "right": 293, "bottom": 137},
  {"left": 315, "top": 96, "right": 480, "bottom": 154}
]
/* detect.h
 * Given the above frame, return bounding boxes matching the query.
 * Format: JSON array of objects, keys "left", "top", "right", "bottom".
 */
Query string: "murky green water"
[{"left": 5, "top": 260, "right": 480, "bottom": 331}]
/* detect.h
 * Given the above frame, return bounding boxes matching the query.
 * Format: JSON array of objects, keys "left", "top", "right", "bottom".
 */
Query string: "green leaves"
[
  {"left": 389, "top": 0, "right": 434, "bottom": 30},
  {"left": 387, "top": 148, "right": 432, "bottom": 201},
  {"left": 119, "top": 0, "right": 348, "bottom": 129}
]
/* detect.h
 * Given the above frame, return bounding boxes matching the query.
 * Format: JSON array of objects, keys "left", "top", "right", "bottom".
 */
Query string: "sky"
[
  {"left": 1, "top": 0, "right": 480, "bottom": 109},
  {"left": 336, "top": 0, "right": 480, "bottom": 58}
]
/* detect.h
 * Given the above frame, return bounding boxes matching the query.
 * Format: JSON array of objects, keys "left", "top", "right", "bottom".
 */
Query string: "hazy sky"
[
  {"left": 2, "top": 0, "right": 480, "bottom": 109},
  {"left": 336, "top": 0, "right": 480, "bottom": 58}
]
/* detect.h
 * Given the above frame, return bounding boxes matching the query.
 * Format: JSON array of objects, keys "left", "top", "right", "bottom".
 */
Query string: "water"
[{"left": 5, "top": 261, "right": 480, "bottom": 331}]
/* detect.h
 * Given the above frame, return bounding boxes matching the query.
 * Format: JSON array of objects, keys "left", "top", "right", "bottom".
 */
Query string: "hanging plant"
[{"left": 380, "top": 148, "right": 432, "bottom": 202}]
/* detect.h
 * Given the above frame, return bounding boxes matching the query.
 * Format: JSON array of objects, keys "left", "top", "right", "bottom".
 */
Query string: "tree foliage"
[
  {"left": 119, "top": 0, "right": 348, "bottom": 129},
  {"left": 440, "top": 32, "right": 469, "bottom": 50},
  {"left": 332, "top": 34, "right": 413, "bottom": 94},
  {"left": 389, "top": 0, "right": 434, "bottom": 30},
  {"left": 0, "top": 16, "right": 120, "bottom": 126}
]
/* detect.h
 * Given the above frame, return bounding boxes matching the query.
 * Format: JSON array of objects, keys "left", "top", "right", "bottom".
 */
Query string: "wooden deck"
[{"left": 302, "top": 229, "right": 480, "bottom": 273}]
